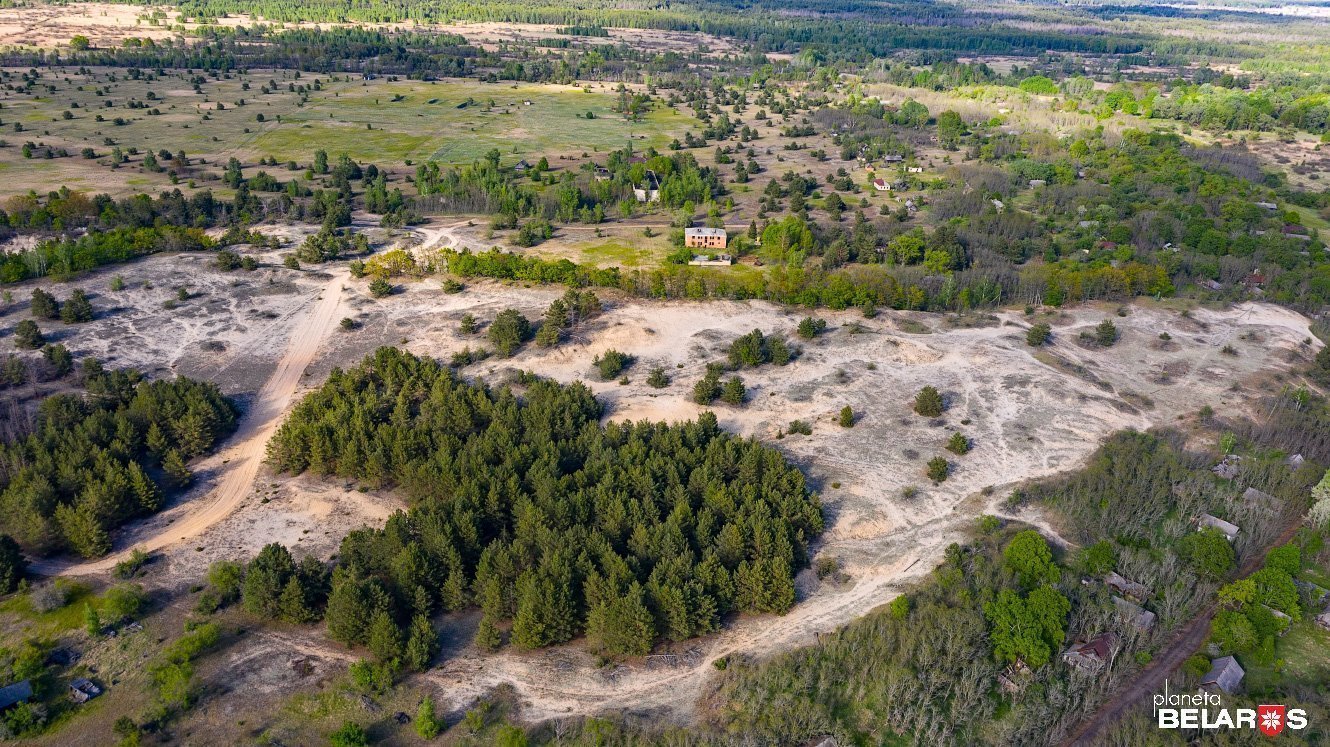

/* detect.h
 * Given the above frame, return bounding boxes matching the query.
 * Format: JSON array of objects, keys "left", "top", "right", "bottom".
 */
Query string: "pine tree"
[
  {"left": 914, "top": 386, "right": 944, "bottom": 417},
  {"left": 474, "top": 614, "right": 502, "bottom": 651},
  {"left": 279, "top": 576, "right": 318, "bottom": 623},
  {"left": 838, "top": 406, "right": 854, "bottom": 427},
  {"left": 161, "top": 450, "right": 192, "bottom": 488},
  {"left": 84, "top": 603, "right": 101, "bottom": 636},
  {"left": 0, "top": 535, "right": 24, "bottom": 594},
  {"left": 30, "top": 288, "right": 59, "bottom": 319},
  {"left": 60, "top": 289, "right": 94, "bottom": 323},
  {"left": 127, "top": 461, "right": 162, "bottom": 513},
  {"left": 243, "top": 544, "right": 296, "bottom": 619},
  {"left": 415, "top": 696, "right": 442, "bottom": 739},
  {"left": 404, "top": 614, "right": 439, "bottom": 671},
  {"left": 367, "top": 610, "right": 404, "bottom": 662},
  {"left": 13, "top": 319, "right": 43, "bottom": 349},
  {"left": 587, "top": 582, "right": 655, "bottom": 656},
  {"left": 721, "top": 376, "right": 746, "bottom": 405},
  {"left": 55, "top": 503, "right": 110, "bottom": 558}
]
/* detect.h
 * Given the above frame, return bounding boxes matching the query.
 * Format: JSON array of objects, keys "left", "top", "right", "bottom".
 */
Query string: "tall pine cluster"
[
  {"left": 0, "top": 367, "right": 238, "bottom": 557},
  {"left": 263, "top": 347, "right": 823, "bottom": 656}
]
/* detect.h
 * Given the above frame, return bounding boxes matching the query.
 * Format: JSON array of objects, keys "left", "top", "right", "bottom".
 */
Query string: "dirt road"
[
  {"left": 1062, "top": 517, "right": 1305, "bottom": 746},
  {"left": 31, "top": 272, "right": 351, "bottom": 576}
]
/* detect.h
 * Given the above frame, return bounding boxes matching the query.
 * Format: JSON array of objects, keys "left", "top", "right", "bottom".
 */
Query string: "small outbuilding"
[
  {"left": 1112, "top": 596, "right": 1156, "bottom": 631},
  {"left": 1201, "top": 656, "right": 1244, "bottom": 694},
  {"left": 1198, "top": 514, "right": 1240, "bottom": 541},
  {"left": 1063, "top": 633, "right": 1118, "bottom": 672},
  {"left": 1105, "top": 572, "right": 1149, "bottom": 601},
  {"left": 0, "top": 680, "right": 32, "bottom": 712}
]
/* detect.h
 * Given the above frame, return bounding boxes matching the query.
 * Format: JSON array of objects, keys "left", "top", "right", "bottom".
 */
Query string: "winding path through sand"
[
  {"left": 29, "top": 219, "right": 470, "bottom": 577},
  {"left": 32, "top": 270, "right": 350, "bottom": 576}
]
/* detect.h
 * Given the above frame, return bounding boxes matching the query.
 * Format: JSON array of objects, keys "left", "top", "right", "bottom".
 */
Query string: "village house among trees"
[{"left": 684, "top": 226, "right": 727, "bottom": 250}]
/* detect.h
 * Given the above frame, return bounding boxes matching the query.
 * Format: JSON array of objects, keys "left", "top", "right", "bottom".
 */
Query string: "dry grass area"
[{"left": 0, "top": 3, "right": 183, "bottom": 49}]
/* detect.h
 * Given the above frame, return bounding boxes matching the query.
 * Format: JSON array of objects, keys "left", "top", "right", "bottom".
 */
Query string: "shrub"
[
  {"left": 926, "top": 456, "right": 950, "bottom": 482},
  {"left": 368, "top": 277, "right": 393, "bottom": 297},
  {"left": 1026, "top": 323, "right": 1051, "bottom": 346},
  {"left": 13, "top": 320, "right": 44, "bottom": 349},
  {"left": 594, "top": 350, "right": 631, "bottom": 380},
  {"left": 692, "top": 370, "right": 722, "bottom": 404},
  {"left": 946, "top": 432, "right": 970, "bottom": 455},
  {"left": 1094, "top": 319, "right": 1118, "bottom": 347},
  {"left": 113, "top": 549, "right": 151, "bottom": 580},
  {"left": 647, "top": 367, "right": 669, "bottom": 388},
  {"left": 721, "top": 376, "right": 747, "bottom": 405},
  {"left": 797, "top": 317, "right": 827, "bottom": 340},
  {"left": 838, "top": 406, "right": 854, "bottom": 427},
  {"left": 60, "top": 289, "right": 94, "bottom": 323},
  {"left": 788, "top": 419, "right": 813, "bottom": 435},
  {"left": 30, "top": 289, "right": 59, "bottom": 319},
  {"left": 914, "top": 386, "right": 944, "bottom": 417},
  {"left": 488, "top": 309, "right": 532, "bottom": 357}
]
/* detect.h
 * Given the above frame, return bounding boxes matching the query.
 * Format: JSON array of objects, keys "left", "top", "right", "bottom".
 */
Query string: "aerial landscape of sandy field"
[{"left": 2, "top": 0, "right": 1330, "bottom": 744}]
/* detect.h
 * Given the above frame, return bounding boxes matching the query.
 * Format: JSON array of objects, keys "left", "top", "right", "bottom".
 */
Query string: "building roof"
[
  {"left": 1199, "top": 514, "right": 1240, "bottom": 539},
  {"left": 1112, "top": 596, "right": 1156, "bottom": 630},
  {"left": 1064, "top": 632, "right": 1118, "bottom": 669},
  {"left": 0, "top": 680, "right": 32, "bottom": 710},
  {"left": 684, "top": 227, "right": 727, "bottom": 237},
  {"left": 1105, "top": 572, "right": 1149, "bottom": 600},
  {"left": 1242, "top": 487, "right": 1278, "bottom": 510},
  {"left": 1201, "top": 656, "right": 1244, "bottom": 693}
]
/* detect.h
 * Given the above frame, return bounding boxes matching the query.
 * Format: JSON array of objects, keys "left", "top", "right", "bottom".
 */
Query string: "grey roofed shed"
[
  {"left": 1201, "top": 656, "right": 1244, "bottom": 694},
  {"left": 0, "top": 680, "right": 32, "bottom": 710}
]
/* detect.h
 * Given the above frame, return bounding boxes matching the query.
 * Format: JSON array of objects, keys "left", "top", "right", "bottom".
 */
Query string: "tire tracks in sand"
[{"left": 32, "top": 268, "right": 351, "bottom": 576}]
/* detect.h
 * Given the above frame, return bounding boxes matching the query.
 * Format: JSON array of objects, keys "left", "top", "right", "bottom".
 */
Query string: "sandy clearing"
[
  {"left": 30, "top": 266, "right": 352, "bottom": 576},
  {"left": 279, "top": 282, "right": 1318, "bottom": 724},
  {"left": 14, "top": 228, "right": 1317, "bottom": 724}
]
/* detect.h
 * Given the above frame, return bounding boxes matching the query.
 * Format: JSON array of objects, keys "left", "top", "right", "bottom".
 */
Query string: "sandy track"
[
  {"left": 31, "top": 269, "right": 350, "bottom": 577},
  {"left": 27, "top": 219, "right": 476, "bottom": 577}
]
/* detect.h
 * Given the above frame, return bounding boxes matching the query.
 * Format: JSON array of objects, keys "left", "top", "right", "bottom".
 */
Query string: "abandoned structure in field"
[{"left": 684, "top": 227, "right": 727, "bottom": 250}]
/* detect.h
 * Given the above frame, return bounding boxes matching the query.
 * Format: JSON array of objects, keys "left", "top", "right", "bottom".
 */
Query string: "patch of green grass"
[
  {"left": 578, "top": 239, "right": 659, "bottom": 268},
  {"left": 0, "top": 582, "right": 98, "bottom": 637},
  {"left": 1300, "top": 565, "right": 1330, "bottom": 589},
  {"left": 1245, "top": 620, "right": 1330, "bottom": 693}
]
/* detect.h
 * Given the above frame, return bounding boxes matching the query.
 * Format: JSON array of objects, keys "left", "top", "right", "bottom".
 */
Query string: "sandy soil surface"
[
  {"left": 287, "top": 277, "right": 1317, "bottom": 723},
  {"left": 6, "top": 222, "right": 1318, "bottom": 724},
  {"left": 0, "top": 3, "right": 740, "bottom": 58},
  {"left": 14, "top": 218, "right": 470, "bottom": 577},
  {"left": 0, "top": 3, "right": 184, "bottom": 48}
]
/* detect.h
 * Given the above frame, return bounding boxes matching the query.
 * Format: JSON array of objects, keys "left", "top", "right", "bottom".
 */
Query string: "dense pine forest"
[
  {"left": 0, "top": 364, "right": 237, "bottom": 557},
  {"left": 258, "top": 347, "right": 822, "bottom": 656}
]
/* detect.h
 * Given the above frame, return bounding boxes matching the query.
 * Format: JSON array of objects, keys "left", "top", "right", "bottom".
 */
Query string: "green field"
[
  {"left": 0, "top": 70, "right": 694, "bottom": 197},
  {"left": 1244, "top": 618, "right": 1330, "bottom": 693}
]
